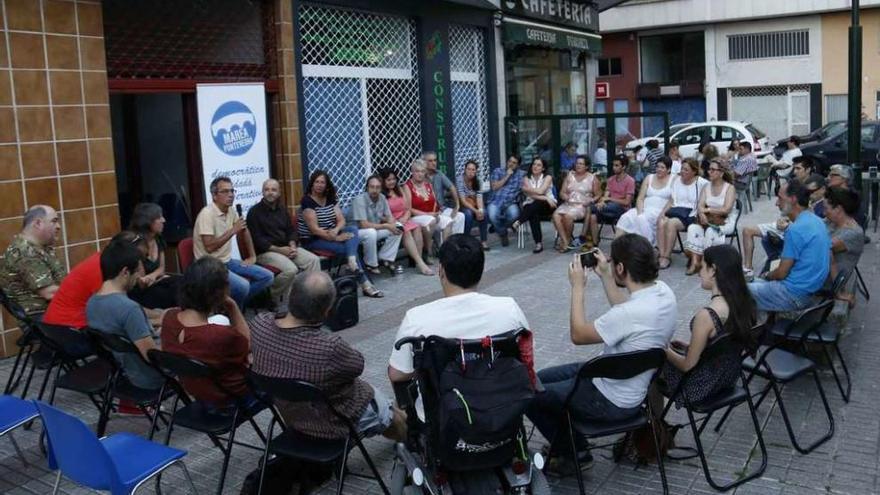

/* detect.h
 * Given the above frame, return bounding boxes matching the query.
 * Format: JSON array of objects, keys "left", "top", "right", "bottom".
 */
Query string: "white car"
[
  {"left": 661, "top": 121, "right": 772, "bottom": 159},
  {"left": 625, "top": 123, "right": 694, "bottom": 151}
]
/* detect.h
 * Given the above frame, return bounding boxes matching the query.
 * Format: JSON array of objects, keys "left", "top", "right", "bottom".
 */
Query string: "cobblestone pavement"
[{"left": 1, "top": 195, "right": 878, "bottom": 494}]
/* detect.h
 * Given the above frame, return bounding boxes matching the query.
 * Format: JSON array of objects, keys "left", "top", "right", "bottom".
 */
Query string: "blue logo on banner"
[{"left": 211, "top": 101, "right": 256, "bottom": 156}]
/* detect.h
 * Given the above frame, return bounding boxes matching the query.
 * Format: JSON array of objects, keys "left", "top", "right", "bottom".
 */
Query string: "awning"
[{"left": 503, "top": 17, "right": 601, "bottom": 53}]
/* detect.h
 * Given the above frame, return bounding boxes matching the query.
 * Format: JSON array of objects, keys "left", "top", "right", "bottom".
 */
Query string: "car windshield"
[
  {"left": 819, "top": 122, "right": 846, "bottom": 139},
  {"left": 745, "top": 124, "right": 766, "bottom": 139},
  {"left": 655, "top": 124, "right": 688, "bottom": 138}
]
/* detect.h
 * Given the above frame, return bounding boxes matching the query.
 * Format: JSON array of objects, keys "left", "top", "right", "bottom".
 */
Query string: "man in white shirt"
[
  {"left": 527, "top": 234, "right": 677, "bottom": 472},
  {"left": 388, "top": 234, "right": 530, "bottom": 382},
  {"left": 592, "top": 141, "right": 607, "bottom": 171}
]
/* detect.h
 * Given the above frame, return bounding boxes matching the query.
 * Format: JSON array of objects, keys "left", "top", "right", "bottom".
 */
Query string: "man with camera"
[
  {"left": 349, "top": 175, "right": 404, "bottom": 275},
  {"left": 526, "top": 234, "right": 677, "bottom": 473}
]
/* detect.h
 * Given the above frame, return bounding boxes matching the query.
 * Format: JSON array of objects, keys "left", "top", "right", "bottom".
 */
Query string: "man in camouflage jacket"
[{"left": 0, "top": 205, "right": 65, "bottom": 316}]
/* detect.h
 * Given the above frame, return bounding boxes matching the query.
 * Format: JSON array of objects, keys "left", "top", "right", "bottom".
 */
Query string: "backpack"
[{"left": 433, "top": 352, "right": 534, "bottom": 471}]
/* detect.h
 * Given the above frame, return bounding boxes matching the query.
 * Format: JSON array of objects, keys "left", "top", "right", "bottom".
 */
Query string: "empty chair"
[
  {"left": 0, "top": 395, "right": 39, "bottom": 466},
  {"left": 551, "top": 348, "right": 668, "bottom": 495},
  {"left": 0, "top": 290, "right": 52, "bottom": 400},
  {"left": 35, "top": 401, "right": 196, "bottom": 495}
]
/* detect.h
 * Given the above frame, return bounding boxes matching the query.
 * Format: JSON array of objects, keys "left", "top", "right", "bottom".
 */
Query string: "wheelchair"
[{"left": 390, "top": 329, "right": 550, "bottom": 495}]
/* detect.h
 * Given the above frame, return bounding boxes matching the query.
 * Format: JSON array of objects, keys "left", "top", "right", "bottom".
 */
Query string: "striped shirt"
[
  {"left": 298, "top": 195, "right": 338, "bottom": 241},
  {"left": 249, "top": 312, "right": 374, "bottom": 439}
]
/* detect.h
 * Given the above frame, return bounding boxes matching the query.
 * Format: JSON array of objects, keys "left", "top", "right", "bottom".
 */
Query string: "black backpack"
[
  {"left": 432, "top": 350, "right": 534, "bottom": 471},
  {"left": 325, "top": 274, "right": 359, "bottom": 331}
]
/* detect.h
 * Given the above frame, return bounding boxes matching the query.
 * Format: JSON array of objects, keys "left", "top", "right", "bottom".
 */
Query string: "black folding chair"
[
  {"left": 661, "top": 332, "right": 767, "bottom": 491},
  {"left": 715, "top": 301, "right": 836, "bottom": 455},
  {"left": 0, "top": 290, "right": 53, "bottom": 399},
  {"left": 552, "top": 348, "right": 668, "bottom": 495},
  {"left": 84, "top": 329, "right": 174, "bottom": 438},
  {"left": 725, "top": 199, "right": 744, "bottom": 253},
  {"left": 147, "top": 349, "right": 267, "bottom": 495},
  {"left": 596, "top": 209, "right": 620, "bottom": 242},
  {"left": 248, "top": 372, "right": 390, "bottom": 495},
  {"left": 769, "top": 292, "right": 850, "bottom": 402},
  {"left": 38, "top": 322, "right": 109, "bottom": 413}
]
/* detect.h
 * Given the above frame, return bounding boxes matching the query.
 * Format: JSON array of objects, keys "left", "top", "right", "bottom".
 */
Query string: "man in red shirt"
[
  {"left": 43, "top": 231, "right": 148, "bottom": 329},
  {"left": 590, "top": 154, "right": 635, "bottom": 244}
]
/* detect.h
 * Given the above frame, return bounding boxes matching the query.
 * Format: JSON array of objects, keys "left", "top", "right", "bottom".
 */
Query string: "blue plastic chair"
[
  {"left": 0, "top": 395, "right": 39, "bottom": 466},
  {"left": 34, "top": 401, "right": 197, "bottom": 494}
]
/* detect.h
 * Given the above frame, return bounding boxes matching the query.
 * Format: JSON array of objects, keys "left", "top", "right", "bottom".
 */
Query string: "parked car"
[
  {"left": 660, "top": 121, "right": 772, "bottom": 159},
  {"left": 799, "top": 121, "right": 880, "bottom": 175},
  {"left": 625, "top": 123, "right": 693, "bottom": 151},
  {"left": 773, "top": 120, "right": 846, "bottom": 159}
]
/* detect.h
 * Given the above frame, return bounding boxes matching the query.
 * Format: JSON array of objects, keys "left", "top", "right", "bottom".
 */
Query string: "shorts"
[{"left": 356, "top": 386, "right": 394, "bottom": 437}]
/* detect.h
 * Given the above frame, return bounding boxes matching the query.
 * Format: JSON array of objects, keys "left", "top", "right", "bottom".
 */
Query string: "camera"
[
  {"left": 395, "top": 221, "right": 404, "bottom": 230},
  {"left": 579, "top": 249, "right": 598, "bottom": 268}
]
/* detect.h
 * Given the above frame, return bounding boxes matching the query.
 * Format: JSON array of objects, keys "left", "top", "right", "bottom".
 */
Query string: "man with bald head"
[
  {"left": 247, "top": 178, "right": 321, "bottom": 305},
  {"left": 0, "top": 205, "right": 65, "bottom": 316}
]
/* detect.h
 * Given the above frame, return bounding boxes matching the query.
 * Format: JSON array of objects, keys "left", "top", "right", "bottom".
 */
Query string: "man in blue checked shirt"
[{"left": 488, "top": 155, "right": 525, "bottom": 246}]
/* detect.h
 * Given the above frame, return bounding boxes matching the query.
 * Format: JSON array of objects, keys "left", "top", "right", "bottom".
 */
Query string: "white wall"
[
  {"left": 601, "top": 0, "right": 880, "bottom": 32},
  {"left": 713, "top": 16, "right": 822, "bottom": 88}
]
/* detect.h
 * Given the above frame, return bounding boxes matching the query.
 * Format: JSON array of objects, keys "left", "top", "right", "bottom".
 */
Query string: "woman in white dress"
[
  {"left": 615, "top": 156, "right": 673, "bottom": 245},
  {"left": 657, "top": 158, "right": 708, "bottom": 269},
  {"left": 684, "top": 159, "right": 738, "bottom": 275}
]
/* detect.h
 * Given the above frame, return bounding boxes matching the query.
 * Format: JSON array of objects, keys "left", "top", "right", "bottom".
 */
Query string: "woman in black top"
[
  {"left": 655, "top": 245, "right": 756, "bottom": 409},
  {"left": 127, "top": 202, "right": 182, "bottom": 309}
]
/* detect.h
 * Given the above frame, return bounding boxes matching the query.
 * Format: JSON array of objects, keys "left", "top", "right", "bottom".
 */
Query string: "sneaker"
[{"left": 569, "top": 238, "right": 584, "bottom": 249}]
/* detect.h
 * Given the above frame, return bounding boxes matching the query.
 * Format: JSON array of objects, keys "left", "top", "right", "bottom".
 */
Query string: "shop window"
[
  {"left": 598, "top": 57, "right": 622, "bottom": 77},
  {"left": 640, "top": 32, "right": 704, "bottom": 84}
]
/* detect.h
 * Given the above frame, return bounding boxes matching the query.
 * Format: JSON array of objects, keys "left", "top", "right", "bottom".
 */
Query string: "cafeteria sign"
[
  {"left": 502, "top": 0, "right": 599, "bottom": 32},
  {"left": 503, "top": 19, "right": 601, "bottom": 52}
]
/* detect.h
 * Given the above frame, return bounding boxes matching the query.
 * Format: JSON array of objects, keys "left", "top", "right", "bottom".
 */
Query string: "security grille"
[
  {"left": 729, "top": 85, "right": 811, "bottom": 143},
  {"left": 300, "top": 5, "right": 422, "bottom": 206},
  {"left": 728, "top": 29, "right": 809, "bottom": 61},
  {"left": 103, "top": 0, "right": 275, "bottom": 80},
  {"left": 450, "top": 25, "right": 490, "bottom": 186}
]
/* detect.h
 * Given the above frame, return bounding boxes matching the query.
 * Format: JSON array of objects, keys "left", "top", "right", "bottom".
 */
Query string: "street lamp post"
[{"left": 848, "top": 0, "right": 863, "bottom": 189}]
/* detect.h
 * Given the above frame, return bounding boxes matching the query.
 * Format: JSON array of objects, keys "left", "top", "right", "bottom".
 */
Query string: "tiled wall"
[
  {"left": 0, "top": 0, "right": 116, "bottom": 357},
  {"left": 273, "top": 0, "right": 304, "bottom": 216}
]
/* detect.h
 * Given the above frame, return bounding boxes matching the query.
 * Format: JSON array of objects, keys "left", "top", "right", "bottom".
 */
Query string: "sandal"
[
  {"left": 362, "top": 285, "right": 384, "bottom": 298},
  {"left": 658, "top": 256, "right": 671, "bottom": 270},
  {"left": 533, "top": 242, "right": 543, "bottom": 254},
  {"left": 365, "top": 265, "right": 382, "bottom": 275},
  {"left": 686, "top": 263, "right": 701, "bottom": 276},
  {"left": 418, "top": 265, "right": 435, "bottom": 276}
]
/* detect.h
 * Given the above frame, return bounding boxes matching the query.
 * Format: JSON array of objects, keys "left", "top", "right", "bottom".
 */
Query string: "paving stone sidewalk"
[{"left": 1, "top": 196, "right": 877, "bottom": 494}]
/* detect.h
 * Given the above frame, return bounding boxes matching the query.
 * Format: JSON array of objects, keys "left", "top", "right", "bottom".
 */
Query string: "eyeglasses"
[
  {"left": 709, "top": 167, "right": 722, "bottom": 172},
  {"left": 217, "top": 188, "right": 236, "bottom": 195}
]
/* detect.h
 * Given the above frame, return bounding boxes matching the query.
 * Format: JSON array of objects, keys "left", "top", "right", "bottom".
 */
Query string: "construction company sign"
[
  {"left": 420, "top": 24, "right": 454, "bottom": 177},
  {"left": 502, "top": 0, "right": 598, "bottom": 32}
]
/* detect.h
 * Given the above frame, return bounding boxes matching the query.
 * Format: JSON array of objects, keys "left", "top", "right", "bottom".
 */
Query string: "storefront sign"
[
  {"left": 419, "top": 24, "right": 455, "bottom": 176},
  {"left": 503, "top": 18, "right": 601, "bottom": 52},
  {"left": 196, "top": 83, "right": 271, "bottom": 258},
  {"left": 502, "top": 0, "right": 598, "bottom": 32},
  {"left": 596, "top": 81, "right": 609, "bottom": 99}
]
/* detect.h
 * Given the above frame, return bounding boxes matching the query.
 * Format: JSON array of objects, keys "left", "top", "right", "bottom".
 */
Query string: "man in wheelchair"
[{"left": 387, "top": 235, "right": 547, "bottom": 493}]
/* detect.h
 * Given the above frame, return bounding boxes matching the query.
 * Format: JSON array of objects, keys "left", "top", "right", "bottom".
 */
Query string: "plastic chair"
[
  {"left": 147, "top": 349, "right": 267, "bottom": 494},
  {"left": 660, "top": 332, "right": 767, "bottom": 491},
  {"left": 35, "top": 401, "right": 196, "bottom": 495},
  {"left": 753, "top": 164, "right": 772, "bottom": 199},
  {"left": 176, "top": 238, "right": 194, "bottom": 272},
  {"left": 249, "top": 372, "right": 391, "bottom": 495},
  {"left": 735, "top": 174, "right": 754, "bottom": 214},
  {"left": 553, "top": 348, "right": 668, "bottom": 495},
  {"left": 0, "top": 395, "right": 39, "bottom": 466}
]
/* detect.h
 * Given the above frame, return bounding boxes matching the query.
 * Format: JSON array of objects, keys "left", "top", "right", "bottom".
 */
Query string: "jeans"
[
  {"left": 226, "top": 259, "right": 275, "bottom": 309},
  {"left": 487, "top": 202, "right": 520, "bottom": 237},
  {"left": 526, "top": 362, "right": 641, "bottom": 455},
  {"left": 462, "top": 208, "right": 488, "bottom": 241},
  {"left": 597, "top": 202, "right": 626, "bottom": 222},
  {"left": 302, "top": 225, "right": 367, "bottom": 283},
  {"left": 748, "top": 280, "right": 815, "bottom": 312}
]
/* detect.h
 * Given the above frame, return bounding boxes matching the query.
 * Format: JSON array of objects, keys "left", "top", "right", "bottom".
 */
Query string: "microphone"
[{"left": 235, "top": 204, "right": 243, "bottom": 217}]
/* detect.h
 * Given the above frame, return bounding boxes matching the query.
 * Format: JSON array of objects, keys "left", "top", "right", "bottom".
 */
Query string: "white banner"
[{"left": 196, "top": 83, "right": 271, "bottom": 259}]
